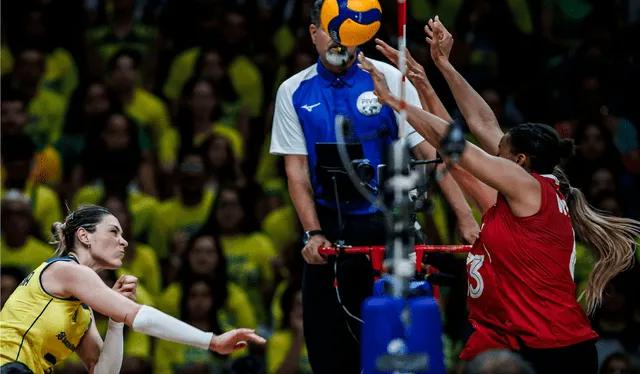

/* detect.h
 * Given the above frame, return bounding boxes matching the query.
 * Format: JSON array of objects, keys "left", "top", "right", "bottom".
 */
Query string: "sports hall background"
[{"left": 1, "top": 0, "right": 639, "bottom": 373}]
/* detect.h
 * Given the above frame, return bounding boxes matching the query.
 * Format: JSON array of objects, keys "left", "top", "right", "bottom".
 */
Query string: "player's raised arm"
[
  {"left": 375, "top": 38, "right": 497, "bottom": 214},
  {"left": 425, "top": 16, "right": 504, "bottom": 156},
  {"left": 359, "top": 52, "right": 541, "bottom": 217}
]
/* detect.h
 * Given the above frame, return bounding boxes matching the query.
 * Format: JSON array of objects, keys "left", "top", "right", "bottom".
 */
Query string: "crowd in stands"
[{"left": 1, "top": 0, "right": 639, "bottom": 372}]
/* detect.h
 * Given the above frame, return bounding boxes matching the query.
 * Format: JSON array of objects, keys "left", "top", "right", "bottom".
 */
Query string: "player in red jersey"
[{"left": 359, "top": 17, "right": 640, "bottom": 374}]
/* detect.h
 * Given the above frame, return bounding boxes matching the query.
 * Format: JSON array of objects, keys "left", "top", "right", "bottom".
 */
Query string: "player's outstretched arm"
[
  {"left": 359, "top": 52, "right": 542, "bottom": 218},
  {"left": 48, "top": 262, "right": 266, "bottom": 354},
  {"left": 425, "top": 16, "right": 504, "bottom": 156},
  {"left": 375, "top": 38, "right": 497, "bottom": 215}
]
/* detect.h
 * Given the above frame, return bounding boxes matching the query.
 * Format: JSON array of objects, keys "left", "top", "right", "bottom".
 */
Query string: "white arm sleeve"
[
  {"left": 93, "top": 319, "right": 124, "bottom": 374},
  {"left": 132, "top": 305, "right": 213, "bottom": 350},
  {"left": 270, "top": 82, "right": 308, "bottom": 155}
]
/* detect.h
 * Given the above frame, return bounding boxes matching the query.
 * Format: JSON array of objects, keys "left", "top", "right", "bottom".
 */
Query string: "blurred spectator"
[
  {"left": 464, "top": 349, "right": 534, "bottom": 374},
  {"left": 199, "top": 133, "right": 244, "bottom": 192},
  {"left": 149, "top": 150, "right": 214, "bottom": 260},
  {"left": 202, "top": 184, "right": 278, "bottom": 328},
  {"left": 600, "top": 352, "right": 632, "bottom": 374},
  {"left": 156, "top": 231, "right": 257, "bottom": 342},
  {"left": 1, "top": 47, "right": 66, "bottom": 149},
  {"left": 266, "top": 284, "right": 310, "bottom": 374},
  {"left": 177, "top": 76, "right": 247, "bottom": 157},
  {"left": 163, "top": 43, "right": 262, "bottom": 120},
  {"left": 1, "top": 133, "right": 63, "bottom": 240},
  {"left": 0, "top": 191, "right": 53, "bottom": 275},
  {"left": 1, "top": 90, "right": 62, "bottom": 186},
  {"left": 106, "top": 49, "right": 178, "bottom": 172},
  {"left": 1, "top": 267, "right": 27, "bottom": 309},
  {"left": 86, "top": 0, "right": 156, "bottom": 63}
]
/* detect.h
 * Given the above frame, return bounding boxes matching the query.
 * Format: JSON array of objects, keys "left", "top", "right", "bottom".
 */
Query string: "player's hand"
[
  {"left": 374, "top": 39, "right": 429, "bottom": 88},
  {"left": 425, "top": 15, "right": 453, "bottom": 68},
  {"left": 302, "top": 235, "right": 330, "bottom": 265},
  {"left": 209, "top": 328, "right": 266, "bottom": 355},
  {"left": 458, "top": 216, "right": 480, "bottom": 245},
  {"left": 357, "top": 52, "right": 395, "bottom": 105},
  {"left": 112, "top": 275, "right": 138, "bottom": 302}
]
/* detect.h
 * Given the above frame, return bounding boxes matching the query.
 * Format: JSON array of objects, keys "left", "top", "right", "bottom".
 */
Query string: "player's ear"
[
  {"left": 310, "top": 24, "right": 318, "bottom": 44},
  {"left": 76, "top": 227, "right": 91, "bottom": 248},
  {"left": 514, "top": 153, "right": 527, "bottom": 168}
]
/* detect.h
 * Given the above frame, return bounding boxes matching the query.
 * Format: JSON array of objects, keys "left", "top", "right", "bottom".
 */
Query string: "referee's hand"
[{"left": 302, "top": 235, "right": 330, "bottom": 265}]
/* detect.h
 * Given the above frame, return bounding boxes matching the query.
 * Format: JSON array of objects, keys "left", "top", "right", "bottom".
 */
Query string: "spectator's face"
[
  {"left": 186, "top": 281, "right": 213, "bottom": 319},
  {"left": 1, "top": 100, "right": 28, "bottom": 135},
  {"left": 84, "top": 84, "right": 110, "bottom": 117},
  {"left": 223, "top": 12, "right": 248, "bottom": 45},
  {"left": 589, "top": 168, "right": 615, "bottom": 197},
  {"left": 207, "top": 137, "right": 231, "bottom": 169},
  {"left": 15, "top": 49, "right": 45, "bottom": 87},
  {"left": 189, "top": 81, "right": 217, "bottom": 116},
  {"left": 215, "top": 189, "right": 244, "bottom": 232},
  {"left": 179, "top": 155, "right": 206, "bottom": 190},
  {"left": 110, "top": 56, "right": 137, "bottom": 91},
  {"left": 310, "top": 24, "right": 358, "bottom": 68},
  {"left": 101, "top": 114, "right": 131, "bottom": 150},
  {"left": 597, "top": 197, "right": 622, "bottom": 217},
  {"left": 1, "top": 273, "right": 20, "bottom": 309},
  {"left": 188, "top": 236, "right": 219, "bottom": 275},
  {"left": 199, "top": 52, "right": 224, "bottom": 82},
  {"left": 579, "top": 124, "right": 606, "bottom": 160},
  {"left": 603, "top": 358, "right": 630, "bottom": 374},
  {"left": 1, "top": 199, "right": 32, "bottom": 239}
]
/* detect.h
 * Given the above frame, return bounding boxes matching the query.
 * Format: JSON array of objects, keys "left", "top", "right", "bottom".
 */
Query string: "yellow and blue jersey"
[{"left": 0, "top": 255, "right": 92, "bottom": 373}]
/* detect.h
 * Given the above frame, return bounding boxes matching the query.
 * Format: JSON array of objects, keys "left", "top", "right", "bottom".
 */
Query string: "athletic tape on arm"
[
  {"left": 132, "top": 305, "right": 213, "bottom": 350},
  {"left": 93, "top": 319, "right": 124, "bottom": 374}
]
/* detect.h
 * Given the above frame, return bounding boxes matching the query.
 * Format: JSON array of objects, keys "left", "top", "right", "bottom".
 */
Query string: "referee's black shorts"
[{"left": 302, "top": 204, "right": 386, "bottom": 374}]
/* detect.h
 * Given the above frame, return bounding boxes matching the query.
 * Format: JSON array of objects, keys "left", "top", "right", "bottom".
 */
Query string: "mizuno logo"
[{"left": 302, "top": 103, "right": 321, "bottom": 112}]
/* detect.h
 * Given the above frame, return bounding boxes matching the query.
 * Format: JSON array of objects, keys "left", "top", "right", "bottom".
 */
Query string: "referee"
[{"left": 269, "top": 1, "right": 477, "bottom": 372}]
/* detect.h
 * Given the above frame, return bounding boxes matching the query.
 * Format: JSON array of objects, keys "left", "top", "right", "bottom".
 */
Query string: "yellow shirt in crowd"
[
  {"left": 266, "top": 330, "right": 311, "bottom": 374},
  {"left": 220, "top": 233, "right": 278, "bottom": 326},
  {"left": 148, "top": 190, "right": 215, "bottom": 259},
  {"left": 124, "top": 88, "right": 178, "bottom": 168},
  {"left": 0, "top": 237, "right": 53, "bottom": 275},
  {"left": 27, "top": 89, "right": 66, "bottom": 148},
  {"left": 162, "top": 48, "right": 263, "bottom": 118}
]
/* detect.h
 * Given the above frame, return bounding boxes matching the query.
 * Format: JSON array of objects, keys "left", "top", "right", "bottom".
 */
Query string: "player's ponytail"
[
  {"left": 50, "top": 204, "right": 113, "bottom": 257},
  {"left": 554, "top": 167, "right": 640, "bottom": 315}
]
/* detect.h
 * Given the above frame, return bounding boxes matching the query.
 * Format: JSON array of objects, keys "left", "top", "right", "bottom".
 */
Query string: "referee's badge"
[{"left": 357, "top": 91, "right": 382, "bottom": 116}]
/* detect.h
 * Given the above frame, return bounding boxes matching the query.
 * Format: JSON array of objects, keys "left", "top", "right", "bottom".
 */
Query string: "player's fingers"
[
  {"left": 425, "top": 37, "right": 433, "bottom": 45},
  {"left": 425, "top": 21, "right": 434, "bottom": 37},
  {"left": 122, "top": 275, "right": 138, "bottom": 284},
  {"left": 233, "top": 341, "right": 247, "bottom": 351},
  {"left": 244, "top": 332, "right": 267, "bottom": 344},
  {"left": 114, "top": 275, "right": 126, "bottom": 288},
  {"left": 119, "top": 284, "right": 137, "bottom": 293}
]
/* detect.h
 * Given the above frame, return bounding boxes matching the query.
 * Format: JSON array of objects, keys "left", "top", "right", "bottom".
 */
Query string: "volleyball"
[{"left": 320, "top": 0, "right": 383, "bottom": 47}]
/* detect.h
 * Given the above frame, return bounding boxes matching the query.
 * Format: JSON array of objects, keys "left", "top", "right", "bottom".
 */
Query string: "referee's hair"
[
  {"left": 465, "top": 349, "right": 535, "bottom": 374},
  {"left": 311, "top": 0, "right": 324, "bottom": 27},
  {"left": 1, "top": 362, "right": 34, "bottom": 374}
]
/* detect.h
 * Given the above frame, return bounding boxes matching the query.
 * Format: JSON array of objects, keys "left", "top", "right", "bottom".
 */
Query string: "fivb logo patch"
[{"left": 357, "top": 91, "right": 382, "bottom": 116}]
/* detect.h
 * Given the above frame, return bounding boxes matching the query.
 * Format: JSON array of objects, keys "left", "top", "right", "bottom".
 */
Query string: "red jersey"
[{"left": 460, "top": 174, "right": 598, "bottom": 360}]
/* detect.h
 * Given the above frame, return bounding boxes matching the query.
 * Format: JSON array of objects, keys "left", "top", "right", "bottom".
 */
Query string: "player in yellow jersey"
[{"left": 0, "top": 204, "right": 266, "bottom": 374}]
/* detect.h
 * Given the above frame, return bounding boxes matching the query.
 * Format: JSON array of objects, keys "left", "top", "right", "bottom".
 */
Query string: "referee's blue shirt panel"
[{"left": 270, "top": 58, "right": 424, "bottom": 214}]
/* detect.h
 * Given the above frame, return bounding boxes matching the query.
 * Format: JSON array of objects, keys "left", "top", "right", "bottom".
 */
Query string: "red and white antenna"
[{"left": 397, "top": 0, "right": 407, "bottom": 140}]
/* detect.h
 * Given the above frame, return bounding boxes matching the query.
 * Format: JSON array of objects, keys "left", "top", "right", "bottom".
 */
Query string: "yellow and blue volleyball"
[{"left": 320, "top": 0, "right": 382, "bottom": 47}]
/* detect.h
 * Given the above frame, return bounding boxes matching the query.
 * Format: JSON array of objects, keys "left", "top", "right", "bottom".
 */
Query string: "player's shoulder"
[{"left": 277, "top": 64, "right": 318, "bottom": 95}]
